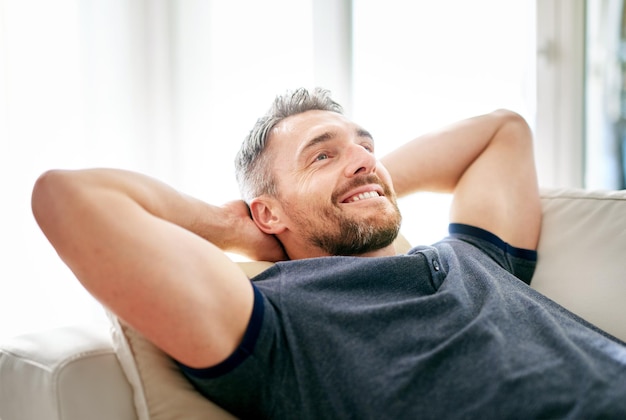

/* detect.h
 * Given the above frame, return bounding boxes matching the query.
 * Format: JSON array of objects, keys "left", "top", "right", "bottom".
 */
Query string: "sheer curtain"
[
  {"left": 0, "top": 0, "right": 318, "bottom": 340},
  {"left": 0, "top": 0, "right": 536, "bottom": 340}
]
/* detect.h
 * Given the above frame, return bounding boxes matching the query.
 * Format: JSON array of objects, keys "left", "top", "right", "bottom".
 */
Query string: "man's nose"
[{"left": 344, "top": 144, "right": 377, "bottom": 177}]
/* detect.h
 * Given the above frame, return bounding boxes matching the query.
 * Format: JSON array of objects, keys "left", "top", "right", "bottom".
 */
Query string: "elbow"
[
  {"left": 493, "top": 109, "right": 534, "bottom": 148},
  {"left": 31, "top": 169, "right": 73, "bottom": 233},
  {"left": 32, "top": 170, "right": 56, "bottom": 221},
  {"left": 495, "top": 109, "right": 532, "bottom": 132}
]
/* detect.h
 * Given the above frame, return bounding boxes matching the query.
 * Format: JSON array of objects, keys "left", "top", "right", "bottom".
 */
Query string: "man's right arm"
[{"left": 31, "top": 168, "right": 285, "bottom": 368}]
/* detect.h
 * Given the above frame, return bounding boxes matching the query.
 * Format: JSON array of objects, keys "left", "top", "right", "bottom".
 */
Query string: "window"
[{"left": 585, "top": 0, "right": 626, "bottom": 189}]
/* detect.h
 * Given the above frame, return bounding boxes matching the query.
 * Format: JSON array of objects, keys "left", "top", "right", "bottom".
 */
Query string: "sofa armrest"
[{"left": 0, "top": 323, "right": 137, "bottom": 420}]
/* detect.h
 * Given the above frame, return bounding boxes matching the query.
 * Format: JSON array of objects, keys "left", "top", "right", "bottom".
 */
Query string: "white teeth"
[{"left": 350, "top": 191, "right": 380, "bottom": 202}]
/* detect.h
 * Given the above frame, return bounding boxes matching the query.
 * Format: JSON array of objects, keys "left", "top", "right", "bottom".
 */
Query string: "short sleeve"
[{"left": 447, "top": 223, "right": 537, "bottom": 285}]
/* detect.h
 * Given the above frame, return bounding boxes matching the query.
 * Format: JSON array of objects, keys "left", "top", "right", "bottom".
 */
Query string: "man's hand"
[{"left": 221, "top": 200, "right": 288, "bottom": 262}]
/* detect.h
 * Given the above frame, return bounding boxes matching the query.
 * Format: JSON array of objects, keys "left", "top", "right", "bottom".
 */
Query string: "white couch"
[{"left": 2, "top": 188, "right": 626, "bottom": 420}]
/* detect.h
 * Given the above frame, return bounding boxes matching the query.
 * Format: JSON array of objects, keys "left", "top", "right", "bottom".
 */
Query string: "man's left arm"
[{"left": 381, "top": 109, "right": 541, "bottom": 250}]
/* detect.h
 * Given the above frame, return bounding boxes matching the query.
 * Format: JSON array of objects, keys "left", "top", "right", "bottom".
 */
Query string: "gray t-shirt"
[{"left": 178, "top": 224, "right": 626, "bottom": 419}]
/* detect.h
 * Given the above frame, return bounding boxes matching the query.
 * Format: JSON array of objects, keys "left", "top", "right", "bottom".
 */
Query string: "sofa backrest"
[{"left": 532, "top": 188, "right": 626, "bottom": 342}]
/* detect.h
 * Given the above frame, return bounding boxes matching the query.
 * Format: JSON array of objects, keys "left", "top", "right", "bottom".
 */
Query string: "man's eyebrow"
[
  {"left": 356, "top": 128, "right": 374, "bottom": 140},
  {"left": 299, "top": 127, "right": 374, "bottom": 158},
  {"left": 299, "top": 131, "right": 336, "bottom": 157}
]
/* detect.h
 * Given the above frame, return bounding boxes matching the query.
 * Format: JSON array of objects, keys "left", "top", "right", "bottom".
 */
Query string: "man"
[{"left": 32, "top": 88, "right": 626, "bottom": 418}]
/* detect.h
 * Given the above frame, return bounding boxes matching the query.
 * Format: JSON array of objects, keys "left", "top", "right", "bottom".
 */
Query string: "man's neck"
[{"left": 285, "top": 243, "right": 398, "bottom": 260}]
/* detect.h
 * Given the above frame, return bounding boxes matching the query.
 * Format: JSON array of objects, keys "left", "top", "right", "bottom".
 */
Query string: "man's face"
[{"left": 265, "top": 110, "right": 402, "bottom": 256}]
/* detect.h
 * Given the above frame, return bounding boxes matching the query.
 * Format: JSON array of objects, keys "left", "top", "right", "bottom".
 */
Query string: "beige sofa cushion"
[
  {"left": 108, "top": 237, "right": 411, "bottom": 420},
  {"left": 532, "top": 188, "right": 626, "bottom": 342},
  {"left": 110, "top": 190, "right": 626, "bottom": 418},
  {"left": 0, "top": 323, "right": 137, "bottom": 420},
  {"left": 108, "top": 315, "right": 236, "bottom": 420}
]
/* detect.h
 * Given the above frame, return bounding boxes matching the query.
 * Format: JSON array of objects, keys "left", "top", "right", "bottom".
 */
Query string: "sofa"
[{"left": 1, "top": 188, "right": 626, "bottom": 420}]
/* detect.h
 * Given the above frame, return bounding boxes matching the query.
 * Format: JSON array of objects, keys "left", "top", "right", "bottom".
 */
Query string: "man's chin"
[{"left": 314, "top": 218, "right": 401, "bottom": 256}]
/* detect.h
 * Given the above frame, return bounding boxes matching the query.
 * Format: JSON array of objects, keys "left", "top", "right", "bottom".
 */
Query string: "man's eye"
[{"left": 315, "top": 153, "right": 329, "bottom": 161}]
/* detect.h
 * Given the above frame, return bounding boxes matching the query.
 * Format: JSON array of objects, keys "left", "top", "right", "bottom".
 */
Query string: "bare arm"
[
  {"left": 381, "top": 109, "right": 541, "bottom": 250},
  {"left": 31, "top": 168, "right": 286, "bottom": 368}
]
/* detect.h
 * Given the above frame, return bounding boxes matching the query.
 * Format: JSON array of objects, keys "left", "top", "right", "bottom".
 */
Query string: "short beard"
[
  {"left": 287, "top": 174, "right": 403, "bottom": 256},
  {"left": 311, "top": 209, "right": 402, "bottom": 255}
]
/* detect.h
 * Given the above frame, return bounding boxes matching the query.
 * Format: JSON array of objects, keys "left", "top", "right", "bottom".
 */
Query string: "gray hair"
[{"left": 235, "top": 87, "right": 343, "bottom": 202}]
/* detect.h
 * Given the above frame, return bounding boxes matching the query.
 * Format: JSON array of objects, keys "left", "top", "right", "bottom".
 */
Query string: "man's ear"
[{"left": 249, "top": 197, "right": 287, "bottom": 235}]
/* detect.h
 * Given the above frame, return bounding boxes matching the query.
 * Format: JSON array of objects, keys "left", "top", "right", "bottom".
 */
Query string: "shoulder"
[{"left": 433, "top": 223, "right": 537, "bottom": 285}]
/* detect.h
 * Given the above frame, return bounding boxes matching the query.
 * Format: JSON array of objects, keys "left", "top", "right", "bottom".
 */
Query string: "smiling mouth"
[
  {"left": 344, "top": 190, "right": 382, "bottom": 203},
  {"left": 334, "top": 174, "right": 390, "bottom": 205}
]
